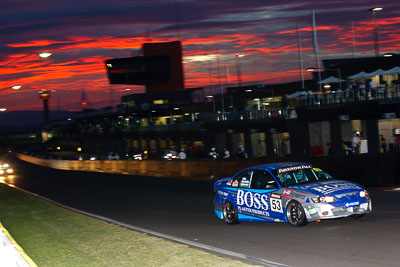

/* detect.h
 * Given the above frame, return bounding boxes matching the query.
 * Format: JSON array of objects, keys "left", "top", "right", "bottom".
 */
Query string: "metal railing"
[
  {"left": 297, "top": 86, "right": 400, "bottom": 106},
  {"left": 138, "top": 122, "right": 204, "bottom": 132},
  {"left": 197, "top": 108, "right": 294, "bottom": 121}
]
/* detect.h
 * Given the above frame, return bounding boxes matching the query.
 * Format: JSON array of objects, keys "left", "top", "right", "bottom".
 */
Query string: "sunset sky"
[{"left": 0, "top": 0, "right": 399, "bottom": 111}]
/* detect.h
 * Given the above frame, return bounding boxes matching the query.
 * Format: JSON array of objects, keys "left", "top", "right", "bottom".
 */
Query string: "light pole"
[
  {"left": 206, "top": 95, "right": 216, "bottom": 112},
  {"left": 370, "top": 7, "right": 383, "bottom": 57},
  {"left": 235, "top": 54, "right": 244, "bottom": 87},
  {"left": 216, "top": 56, "right": 225, "bottom": 114},
  {"left": 39, "top": 90, "right": 51, "bottom": 126},
  {"left": 208, "top": 60, "right": 216, "bottom": 112}
]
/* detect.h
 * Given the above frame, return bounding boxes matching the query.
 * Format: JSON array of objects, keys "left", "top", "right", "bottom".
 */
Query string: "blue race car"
[{"left": 213, "top": 162, "right": 372, "bottom": 226}]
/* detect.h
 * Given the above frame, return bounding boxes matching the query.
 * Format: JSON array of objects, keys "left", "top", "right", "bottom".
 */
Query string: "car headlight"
[
  {"left": 6, "top": 169, "right": 13, "bottom": 174},
  {"left": 359, "top": 190, "right": 369, "bottom": 198},
  {"left": 0, "top": 170, "right": 4, "bottom": 175},
  {"left": 3, "top": 163, "right": 9, "bottom": 168},
  {"left": 311, "top": 196, "right": 336, "bottom": 203}
]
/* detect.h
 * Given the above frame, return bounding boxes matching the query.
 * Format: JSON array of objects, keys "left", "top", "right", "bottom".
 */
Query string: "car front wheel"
[
  {"left": 286, "top": 201, "right": 307, "bottom": 227},
  {"left": 222, "top": 201, "right": 238, "bottom": 225}
]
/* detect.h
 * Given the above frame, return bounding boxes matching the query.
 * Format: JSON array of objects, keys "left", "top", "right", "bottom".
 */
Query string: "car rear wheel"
[
  {"left": 286, "top": 201, "right": 307, "bottom": 227},
  {"left": 222, "top": 201, "right": 238, "bottom": 225}
]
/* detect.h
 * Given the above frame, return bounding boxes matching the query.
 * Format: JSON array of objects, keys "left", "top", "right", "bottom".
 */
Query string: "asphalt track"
[{"left": 2, "top": 154, "right": 400, "bottom": 267}]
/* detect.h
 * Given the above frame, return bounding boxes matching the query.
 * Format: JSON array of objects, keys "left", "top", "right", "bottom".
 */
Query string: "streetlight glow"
[
  {"left": 12, "top": 85, "right": 22, "bottom": 90},
  {"left": 370, "top": 7, "right": 383, "bottom": 12},
  {"left": 0, "top": 108, "right": 7, "bottom": 112},
  {"left": 38, "top": 52, "right": 52, "bottom": 58},
  {"left": 306, "top": 68, "right": 319, "bottom": 72}
]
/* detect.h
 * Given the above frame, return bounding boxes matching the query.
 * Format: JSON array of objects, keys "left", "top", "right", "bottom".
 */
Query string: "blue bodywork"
[{"left": 213, "top": 162, "right": 372, "bottom": 224}]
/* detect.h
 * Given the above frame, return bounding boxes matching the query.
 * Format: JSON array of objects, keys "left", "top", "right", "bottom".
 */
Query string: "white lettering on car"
[
  {"left": 345, "top": 201, "right": 360, "bottom": 207},
  {"left": 277, "top": 165, "right": 312, "bottom": 174},
  {"left": 236, "top": 189, "right": 269, "bottom": 211},
  {"left": 237, "top": 206, "right": 270, "bottom": 217},
  {"left": 312, "top": 183, "right": 362, "bottom": 194},
  {"left": 253, "top": 193, "right": 261, "bottom": 209},
  {"left": 237, "top": 189, "right": 244, "bottom": 205},
  {"left": 261, "top": 194, "right": 269, "bottom": 210}
]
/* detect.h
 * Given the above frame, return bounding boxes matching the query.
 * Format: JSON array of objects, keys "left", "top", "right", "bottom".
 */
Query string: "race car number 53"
[{"left": 270, "top": 198, "right": 283, "bottom": 213}]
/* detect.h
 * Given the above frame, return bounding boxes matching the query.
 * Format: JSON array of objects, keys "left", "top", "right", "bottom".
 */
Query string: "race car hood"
[{"left": 295, "top": 180, "right": 364, "bottom": 196}]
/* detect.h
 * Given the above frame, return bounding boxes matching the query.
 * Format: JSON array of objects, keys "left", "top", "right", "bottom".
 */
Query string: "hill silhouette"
[{"left": 0, "top": 110, "right": 74, "bottom": 131}]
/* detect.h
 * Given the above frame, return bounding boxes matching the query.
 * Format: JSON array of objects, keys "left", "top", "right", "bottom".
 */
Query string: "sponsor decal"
[
  {"left": 237, "top": 189, "right": 269, "bottom": 211},
  {"left": 270, "top": 193, "right": 281, "bottom": 199},
  {"left": 282, "top": 189, "right": 292, "bottom": 197},
  {"left": 345, "top": 201, "right": 360, "bottom": 208},
  {"left": 281, "top": 189, "right": 307, "bottom": 201},
  {"left": 311, "top": 182, "right": 362, "bottom": 195},
  {"left": 238, "top": 206, "right": 270, "bottom": 217},
  {"left": 217, "top": 191, "right": 228, "bottom": 196},
  {"left": 313, "top": 168, "right": 322, "bottom": 172},
  {"left": 232, "top": 180, "right": 238, "bottom": 187},
  {"left": 277, "top": 165, "right": 312, "bottom": 174}
]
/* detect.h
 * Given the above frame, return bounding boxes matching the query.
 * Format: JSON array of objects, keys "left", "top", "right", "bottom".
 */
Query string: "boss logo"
[{"left": 237, "top": 189, "right": 269, "bottom": 210}]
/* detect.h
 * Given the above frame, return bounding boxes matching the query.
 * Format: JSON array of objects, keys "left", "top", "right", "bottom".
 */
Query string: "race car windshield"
[{"left": 273, "top": 168, "right": 333, "bottom": 187}]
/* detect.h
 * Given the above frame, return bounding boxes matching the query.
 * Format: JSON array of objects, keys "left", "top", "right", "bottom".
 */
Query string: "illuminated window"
[{"left": 153, "top": 99, "right": 169, "bottom": 104}]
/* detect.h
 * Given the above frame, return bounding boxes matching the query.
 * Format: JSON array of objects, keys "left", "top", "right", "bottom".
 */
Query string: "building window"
[{"left": 153, "top": 99, "right": 169, "bottom": 104}]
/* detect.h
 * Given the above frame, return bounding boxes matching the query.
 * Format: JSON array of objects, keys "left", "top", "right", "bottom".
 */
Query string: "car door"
[{"left": 234, "top": 169, "right": 283, "bottom": 221}]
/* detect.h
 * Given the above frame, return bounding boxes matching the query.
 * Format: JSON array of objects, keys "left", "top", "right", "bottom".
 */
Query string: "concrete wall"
[
  {"left": 17, "top": 153, "right": 254, "bottom": 181},
  {"left": 16, "top": 153, "right": 400, "bottom": 187}
]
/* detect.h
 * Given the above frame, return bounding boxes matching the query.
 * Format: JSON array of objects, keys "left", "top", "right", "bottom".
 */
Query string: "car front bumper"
[{"left": 303, "top": 200, "right": 372, "bottom": 222}]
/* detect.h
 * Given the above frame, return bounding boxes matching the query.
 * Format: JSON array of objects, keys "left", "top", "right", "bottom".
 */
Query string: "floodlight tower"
[{"left": 39, "top": 90, "right": 51, "bottom": 125}]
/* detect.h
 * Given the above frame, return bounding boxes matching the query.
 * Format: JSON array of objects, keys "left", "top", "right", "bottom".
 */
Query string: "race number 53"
[{"left": 270, "top": 198, "right": 283, "bottom": 213}]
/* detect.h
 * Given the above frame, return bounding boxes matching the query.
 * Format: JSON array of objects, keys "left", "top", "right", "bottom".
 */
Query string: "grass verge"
[{"left": 0, "top": 183, "right": 253, "bottom": 267}]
